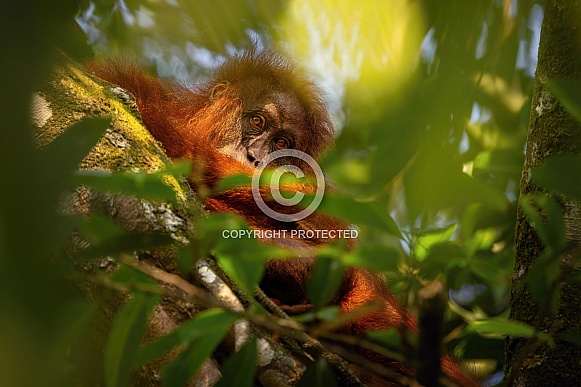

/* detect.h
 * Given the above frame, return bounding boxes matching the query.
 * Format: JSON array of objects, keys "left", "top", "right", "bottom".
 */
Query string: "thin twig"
[{"left": 120, "top": 256, "right": 366, "bottom": 386}]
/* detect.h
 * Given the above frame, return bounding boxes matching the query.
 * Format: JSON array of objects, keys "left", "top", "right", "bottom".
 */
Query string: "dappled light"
[
  {"left": 4, "top": 1, "right": 581, "bottom": 386},
  {"left": 279, "top": 0, "right": 425, "bottom": 115}
]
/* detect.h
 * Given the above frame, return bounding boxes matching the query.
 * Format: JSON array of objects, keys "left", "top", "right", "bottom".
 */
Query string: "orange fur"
[{"left": 88, "top": 49, "right": 476, "bottom": 386}]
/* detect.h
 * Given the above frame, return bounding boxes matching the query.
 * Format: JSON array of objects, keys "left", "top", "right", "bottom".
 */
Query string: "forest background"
[{"left": 1, "top": 1, "right": 580, "bottom": 386}]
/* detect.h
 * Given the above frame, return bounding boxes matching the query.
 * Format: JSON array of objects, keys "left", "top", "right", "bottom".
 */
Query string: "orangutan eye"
[
  {"left": 250, "top": 115, "right": 265, "bottom": 129},
  {"left": 274, "top": 138, "right": 289, "bottom": 149}
]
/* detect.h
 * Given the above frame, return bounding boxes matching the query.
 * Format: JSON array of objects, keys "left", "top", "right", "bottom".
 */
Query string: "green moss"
[
  {"left": 507, "top": 1, "right": 581, "bottom": 384},
  {"left": 41, "top": 56, "right": 200, "bottom": 205}
]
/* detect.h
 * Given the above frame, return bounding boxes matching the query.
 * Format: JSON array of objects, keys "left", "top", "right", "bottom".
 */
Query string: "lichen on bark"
[
  {"left": 506, "top": 1, "right": 581, "bottom": 385},
  {"left": 36, "top": 55, "right": 310, "bottom": 387},
  {"left": 35, "top": 55, "right": 209, "bottom": 385}
]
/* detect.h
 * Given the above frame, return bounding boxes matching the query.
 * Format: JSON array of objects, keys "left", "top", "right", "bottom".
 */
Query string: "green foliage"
[
  {"left": 520, "top": 194, "right": 566, "bottom": 251},
  {"left": 473, "top": 149, "right": 525, "bottom": 176},
  {"left": 307, "top": 255, "right": 346, "bottom": 309},
  {"left": 546, "top": 79, "right": 581, "bottom": 123},
  {"left": 557, "top": 331, "right": 581, "bottom": 345},
  {"left": 291, "top": 306, "right": 340, "bottom": 324},
  {"left": 533, "top": 154, "right": 581, "bottom": 201},
  {"left": 367, "top": 328, "right": 417, "bottom": 351},
  {"left": 109, "top": 307, "right": 238, "bottom": 386},
  {"left": 77, "top": 0, "right": 287, "bottom": 58},
  {"left": 319, "top": 194, "right": 402, "bottom": 237},
  {"left": 80, "top": 215, "right": 175, "bottom": 259},
  {"left": 341, "top": 245, "right": 401, "bottom": 273},
  {"left": 519, "top": 193, "right": 566, "bottom": 313},
  {"left": 213, "top": 173, "right": 253, "bottom": 193},
  {"left": 72, "top": 161, "right": 191, "bottom": 202},
  {"left": 413, "top": 224, "right": 457, "bottom": 261},
  {"left": 197, "top": 213, "right": 290, "bottom": 295},
  {"left": 136, "top": 309, "right": 238, "bottom": 366},
  {"left": 465, "top": 317, "right": 553, "bottom": 345},
  {"left": 0, "top": 4, "right": 116, "bottom": 380},
  {"left": 105, "top": 293, "right": 160, "bottom": 387},
  {"left": 159, "top": 310, "right": 238, "bottom": 386},
  {"left": 297, "top": 357, "right": 339, "bottom": 387},
  {"left": 527, "top": 250, "right": 562, "bottom": 313},
  {"left": 43, "top": 117, "right": 112, "bottom": 186},
  {"left": 215, "top": 337, "right": 258, "bottom": 387},
  {"left": 3, "top": 0, "right": 563, "bottom": 386}
]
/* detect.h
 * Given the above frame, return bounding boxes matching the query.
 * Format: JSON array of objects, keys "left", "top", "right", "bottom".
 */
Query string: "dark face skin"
[
  {"left": 217, "top": 79, "right": 308, "bottom": 169},
  {"left": 242, "top": 90, "right": 306, "bottom": 166}
]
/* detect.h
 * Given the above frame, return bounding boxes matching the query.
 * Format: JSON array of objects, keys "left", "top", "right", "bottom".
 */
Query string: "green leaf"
[
  {"left": 328, "top": 157, "right": 370, "bottom": 185},
  {"left": 215, "top": 337, "right": 258, "bottom": 387},
  {"left": 71, "top": 170, "right": 178, "bottom": 202},
  {"left": 306, "top": 255, "right": 345, "bottom": 309},
  {"left": 137, "top": 309, "right": 238, "bottom": 367},
  {"left": 214, "top": 235, "right": 272, "bottom": 296},
  {"left": 442, "top": 173, "right": 509, "bottom": 211},
  {"left": 342, "top": 246, "right": 401, "bottom": 273},
  {"left": 297, "top": 357, "right": 338, "bottom": 387},
  {"left": 198, "top": 214, "right": 290, "bottom": 295},
  {"left": 468, "top": 254, "right": 501, "bottom": 284},
  {"left": 414, "top": 224, "right": 457, "bottom": 261},
  {"left": 464, "top": 228, "right": 499, "bottom": 254},
  {"left": 557, "top": 331, "right": 581, "bottom": 345},
  {"left": 196, "top": 213, "right": 248, "bottom": 255},
  {"left": 216, "top": 250, "right": 265, "bottom": 296},
  {"left": 420, "top": 242, "right": 466, "bottom": 280},
  {"left": 213, "top": 173, "right": 252, "bottom": 193},
  {"left": 292, "top": 306, "right": 340, "bottom": 323},
  {"left": 80, "top": 232, "right": 175, "bottom": 260},
  {"left": 532, "top": 154, "right": 581, "bottom": 201},
  {"left": 160, "top": 310, "right": 238, "bottom": 386},
  {"left": 465, "top": 317, "right": 553, "bottom": 344},
  {"left": 111, "top": 265, "right": 158, "bottom": 289},
  {"left": 566, "top": 270, "right": 581, "bottom": 283},
  {"left": 315, "top": 306, "right": 341, "bottom": 321},
  {"left": 366, "top": 328, "right": 408, "bottom": 350},
  {"left": 176, "top": 245, "right": 196, "bottom": 275},
  {"left": 43, "top": 117, "right": 111, "bottom": 184},
  {"left": 520, "top": 196, "right": 546, "bottom": 240},
  {"left": 526, "top": 250, "right": 561, "bottom": 312},
  {"left": 80, "top": 214, "right": 124, "bottom": 243},
  {"left": 163, "top": 159, "right": 192, "bottom": 178},
  {"left": 520, "top": 193, "right": 566, "bottom": 250},
  {"left": 104, "top": 293, "right": 158, "bottom": 387},
  {"left": 473, "top": 150, "right": 524, "bottom": 175},
  {"left": 546, "top": 79, "right": 581, "bottom": 123},
  {"left": 405, "top": 165, "right": 508, "bottom": 216},
  {"left": 318, "top": 194, "right": 402, "bottom": 237},
  {"left": 52, "top": 299, "right": 99, "bottom": 362}
]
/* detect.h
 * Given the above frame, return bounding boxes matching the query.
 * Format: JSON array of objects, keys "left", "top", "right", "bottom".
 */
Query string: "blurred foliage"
[
  {"left": 1, "top": 0, "right": 566, "bottom": 386},
  {"left": 0, "top": 0, "right": 111, "bottom": 378}
]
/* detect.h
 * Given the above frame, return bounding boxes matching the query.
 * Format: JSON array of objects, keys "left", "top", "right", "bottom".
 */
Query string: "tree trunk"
[{"left": 506, "top": 1, "right": 581, "bottom": 385}]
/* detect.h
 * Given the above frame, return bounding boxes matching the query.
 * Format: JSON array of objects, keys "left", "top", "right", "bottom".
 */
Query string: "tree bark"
[
  {"left": 36, "top": 56, "right": 315, "bottom": 387},
  {"left": 506, "top": 1, "right": 581, "bottom": 385},
  {"left": 35, "top": 55, "right": 211, "bottom": 385}
]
